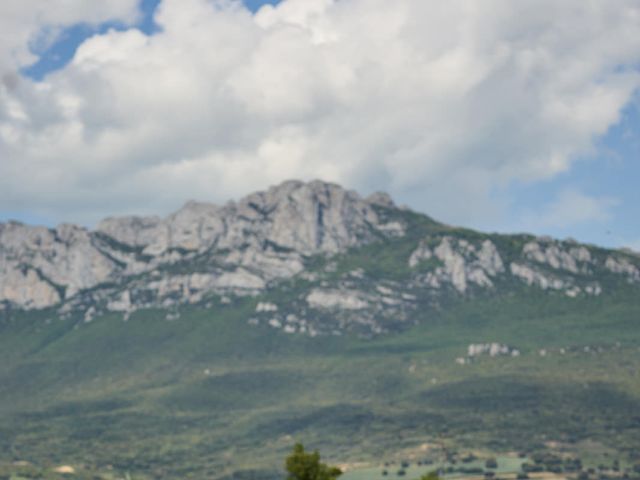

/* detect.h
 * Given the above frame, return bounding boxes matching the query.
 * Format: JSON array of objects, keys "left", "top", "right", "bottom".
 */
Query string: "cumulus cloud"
[
  {"left": 0, "top": 1, "right": 140, "bottom": 74},
  {"left": 1, "top": 0, "right": 640, "bottom": 226}
]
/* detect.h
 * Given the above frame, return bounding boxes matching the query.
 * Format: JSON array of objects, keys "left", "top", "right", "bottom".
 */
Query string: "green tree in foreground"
[{"left": 285, "top": 443, "right": 342, "bottom": 480}]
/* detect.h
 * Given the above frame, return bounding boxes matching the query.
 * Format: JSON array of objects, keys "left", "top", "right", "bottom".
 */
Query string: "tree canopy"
[{"left": 285, "top": 443, "right": 342, "bottom": 480}]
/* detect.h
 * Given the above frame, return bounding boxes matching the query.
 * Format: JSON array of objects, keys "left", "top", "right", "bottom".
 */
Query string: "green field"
[{"left": 342, "top": 455, "right": 527, "bottom": 480}]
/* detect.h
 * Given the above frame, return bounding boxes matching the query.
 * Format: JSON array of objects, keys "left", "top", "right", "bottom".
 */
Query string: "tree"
[{"left": 285, "top": 444, "right": 342, "bottom": 480}]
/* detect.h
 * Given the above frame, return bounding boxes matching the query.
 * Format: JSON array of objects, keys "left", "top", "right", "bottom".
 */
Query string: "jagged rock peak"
[
  {"left": 95, "top": 179, "right": 392, "bottom": 255},
  {"left": 233, "top": 179, "right": 382, "bottom": 254},
  {"left": 2, "top": 179, "right": 640, "bottom": 327}
]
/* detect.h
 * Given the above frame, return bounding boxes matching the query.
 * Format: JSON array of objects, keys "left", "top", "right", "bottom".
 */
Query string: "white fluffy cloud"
[
  {"left": 0, "top": 1, "right": 140, "bottom": 74},
  {"left": 2, "top": 0, "right": 640, "bottom": 226}
]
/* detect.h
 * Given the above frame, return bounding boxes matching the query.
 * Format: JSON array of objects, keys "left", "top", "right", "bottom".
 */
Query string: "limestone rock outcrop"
[
  {"left": 98, "top": 180, "right": 384, "bottom": 256},
  {"left": 409, "top": 237, "right": 504, "bottom": 293},
  {"left": 0, "top": 180, "right": 402, "bottom": 310},
  {"left": 0, "top": 222, "right": 120, "bottom": 308}
]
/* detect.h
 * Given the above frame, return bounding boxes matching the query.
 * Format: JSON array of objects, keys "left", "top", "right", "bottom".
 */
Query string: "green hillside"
[{"left": 1, "top": 285, "right": 639, "bottom": 479}]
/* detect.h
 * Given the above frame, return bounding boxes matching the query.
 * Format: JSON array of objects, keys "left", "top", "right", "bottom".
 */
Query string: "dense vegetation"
[{"left": 0, "top": 284, "right": 639, "bottom": 479}]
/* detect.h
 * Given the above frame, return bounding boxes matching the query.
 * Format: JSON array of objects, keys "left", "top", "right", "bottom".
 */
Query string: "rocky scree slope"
[{"left": 1, "top": 180, "right": 638, "bottom": 335}]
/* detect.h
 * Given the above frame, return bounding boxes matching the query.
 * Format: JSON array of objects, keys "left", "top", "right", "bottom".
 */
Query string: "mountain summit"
[{"left": 1, "top": 179, "right": 638, "bottom": 335}]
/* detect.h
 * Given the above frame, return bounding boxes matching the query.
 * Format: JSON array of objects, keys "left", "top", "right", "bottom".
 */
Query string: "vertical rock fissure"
[{"left": 316, "top": 202, "right": 325, "bottom": 250}]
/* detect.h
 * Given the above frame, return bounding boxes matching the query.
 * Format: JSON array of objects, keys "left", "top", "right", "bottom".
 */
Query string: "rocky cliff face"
[
  {"left": 0, "top": 222, "right": 120, "bottom": 308},
  {"left": 1, "top": 180, "right": 639, "bottom": 336},
  {"left": 0, "top": 181, "right": 398, "bottom": 311},
  {"left": 97, "top": 180, "right": 388, "bottom": 255}
]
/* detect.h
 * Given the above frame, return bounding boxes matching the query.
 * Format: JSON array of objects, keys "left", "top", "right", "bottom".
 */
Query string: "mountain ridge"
[{"left": 1, "top": 179, "right": 639, "bottom": 337}]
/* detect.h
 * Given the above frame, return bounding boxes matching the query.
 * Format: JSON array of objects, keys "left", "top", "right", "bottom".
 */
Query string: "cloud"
[
  {"left": 515, "top": 189, "right": 619, "bottom": 233},
  {"left": 1, "top": 0, "right": 640, "bottom": 226},
  {"left": 0, "top": 1, "right": 140, "bottom": 75}
]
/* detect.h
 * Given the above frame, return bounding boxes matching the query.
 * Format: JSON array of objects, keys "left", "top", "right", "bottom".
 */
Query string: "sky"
[{"left": 0, "top": 0, "right": 639, "bottom": 251}]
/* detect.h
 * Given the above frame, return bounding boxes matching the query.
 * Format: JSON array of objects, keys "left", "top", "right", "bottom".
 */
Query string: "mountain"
[
  {"left": 0, "top": 180, "right": 397, "bottom": 312},
  {"left": 1, "top": 180, "right": 640, "bottom": 480},
  {"left": 1, "top": 179, "right": 638, "bottom": 334}
]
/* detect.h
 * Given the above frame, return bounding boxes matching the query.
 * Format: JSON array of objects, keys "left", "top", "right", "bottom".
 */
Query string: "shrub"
[
  {"left": 420, "top": 472, "right": 441, "bottom": 480},
  {"left": 486, "top": 458, "right": 498, "bottom": 469}
]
